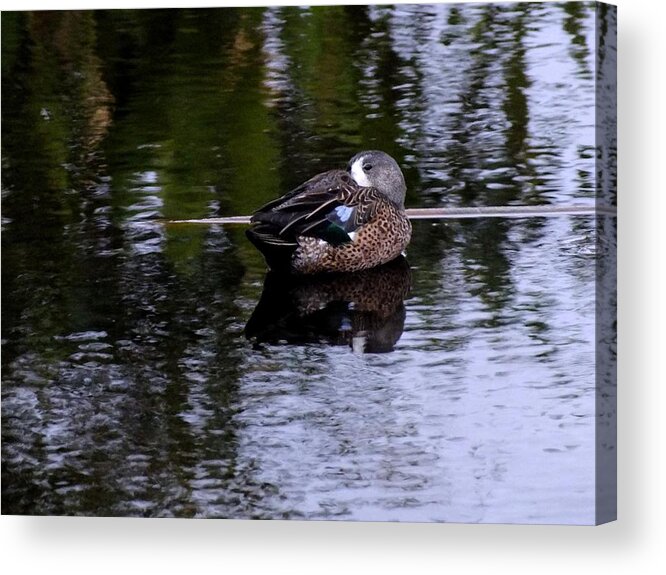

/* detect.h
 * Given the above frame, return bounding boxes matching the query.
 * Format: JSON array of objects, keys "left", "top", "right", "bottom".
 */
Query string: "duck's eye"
[{"left": 362, "top": 163, "right": 373, "bottom": 172}]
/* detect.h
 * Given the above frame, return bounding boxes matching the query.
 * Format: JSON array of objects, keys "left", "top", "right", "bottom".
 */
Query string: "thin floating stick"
[
  {"left": 165, "top": 204, "right": 616, "bottom": 226},
  {"left": 405, "top": 205, "right": 616, "bottom": 219}
]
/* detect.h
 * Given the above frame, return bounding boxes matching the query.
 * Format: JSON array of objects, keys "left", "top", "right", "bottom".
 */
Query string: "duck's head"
[{"left": 347, "top": 150, "right": 407, "bottom": 208}]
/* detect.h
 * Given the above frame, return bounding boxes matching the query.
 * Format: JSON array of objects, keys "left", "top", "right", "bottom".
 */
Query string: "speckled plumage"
[
  {"left": 246, "top": 151, "right": 411, "bottom": 274},
  {"left": 293, "top": 198, "right": 411, "bottom": 273}
]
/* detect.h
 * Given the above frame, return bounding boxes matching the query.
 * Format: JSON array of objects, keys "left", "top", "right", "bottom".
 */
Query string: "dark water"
[{"left": 2, "top": 3, "right": 616, "bottom": 523}]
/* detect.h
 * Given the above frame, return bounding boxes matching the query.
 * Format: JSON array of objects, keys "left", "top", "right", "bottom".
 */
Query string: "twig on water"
[{"left": 164, "top": 204, "right": 616, "bottom": 226}]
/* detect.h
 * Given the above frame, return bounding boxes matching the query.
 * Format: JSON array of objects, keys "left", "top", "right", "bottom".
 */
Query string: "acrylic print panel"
[{"left": 1, "top": 2, "right": 616, "bottom": 524}]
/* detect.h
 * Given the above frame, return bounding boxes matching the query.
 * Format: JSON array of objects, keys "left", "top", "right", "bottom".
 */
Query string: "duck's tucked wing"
[{"left": 250, "top": 170, "right": 382, "bottom": 247}]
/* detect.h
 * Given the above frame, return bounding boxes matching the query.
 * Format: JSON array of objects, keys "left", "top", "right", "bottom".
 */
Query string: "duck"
[{"left": 246, "top": 150, "right": 412, "bottom": 274}]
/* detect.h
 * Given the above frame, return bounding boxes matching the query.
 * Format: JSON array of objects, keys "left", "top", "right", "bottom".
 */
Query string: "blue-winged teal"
[{"left": 246, "top": 151, "right": 412, "bottom": 274}]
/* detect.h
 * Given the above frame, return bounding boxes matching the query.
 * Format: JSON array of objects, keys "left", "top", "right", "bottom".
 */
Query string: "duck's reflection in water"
[{"left": 246, "top": 256, "right": 412, "bottom": 353}]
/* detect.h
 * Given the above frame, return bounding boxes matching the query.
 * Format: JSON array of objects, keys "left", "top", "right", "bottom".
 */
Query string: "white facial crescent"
[{"left": 350, "top": 157, "right": 372, "bottom": 187}]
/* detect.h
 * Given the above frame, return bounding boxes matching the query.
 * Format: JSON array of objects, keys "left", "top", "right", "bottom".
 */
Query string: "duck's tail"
[{"left": 246, "top": 224, "right": 298, "bottom": 272}]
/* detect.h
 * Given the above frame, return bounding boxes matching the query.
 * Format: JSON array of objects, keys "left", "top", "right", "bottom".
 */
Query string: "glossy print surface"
[{"left": 1, "top": 4, "right": 616, "bottom": 523}]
